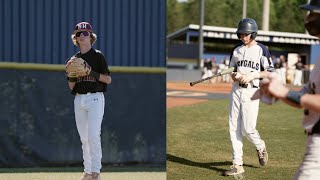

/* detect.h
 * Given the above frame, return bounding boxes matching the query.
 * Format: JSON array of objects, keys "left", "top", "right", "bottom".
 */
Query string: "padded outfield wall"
[
  {"left": 0, "top": 0, "right": 166, "bottom": 167},
  {"left": 0, "top": 0, "right": 166, "bottom": 66}
]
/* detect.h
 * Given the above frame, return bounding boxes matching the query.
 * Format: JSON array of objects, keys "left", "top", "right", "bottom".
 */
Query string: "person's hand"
[
  {"left": 239, "top": 72, "right": 259, "bottom": 84},
  {"left": 65, "top": 57, "right": 77, "bottom": 67},
  {"left": 261, "top": 73, "right": 289, "bottom": 99},
  {"left": 231, "top": 72, "right": 243, "bottom": 82},
  {"left": 239, "top": 74, "right": 254, "bottom": 84}
]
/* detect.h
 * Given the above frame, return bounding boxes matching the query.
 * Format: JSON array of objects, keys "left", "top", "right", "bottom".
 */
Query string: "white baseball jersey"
[
  {"left": 229, "top": 42, "right": 274, "bottom": 86},
  {"left": 227, "top": 42, "right": 274, "bottom": 166},
  {"left": 300, "top": 59, "right": 320, "bottom": 133},
  {"left": 294, "top": 59, "right": 320, "bottom": 179}
]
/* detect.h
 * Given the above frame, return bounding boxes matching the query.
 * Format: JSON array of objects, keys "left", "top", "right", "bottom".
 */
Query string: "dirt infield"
[
  {"left": 167, "top": 82, "right": 232, "bottom": 94},
  {"left": 166, "top": 97, "right": 208, "bottom": 108},
  {"left": 166, "top": 82, "right": 301, "bottom": 108},
  {"left": 167, "top": 82, "right": 232, "bottom": 108}
]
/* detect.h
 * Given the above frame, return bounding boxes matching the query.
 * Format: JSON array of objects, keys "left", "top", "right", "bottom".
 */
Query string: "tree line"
[{"left": 167, "top": 0, "right": 307, "bottom": 34}]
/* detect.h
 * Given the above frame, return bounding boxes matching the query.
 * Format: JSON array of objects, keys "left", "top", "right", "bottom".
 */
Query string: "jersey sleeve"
[
  {"left": 228, "top": 44, "right": 241, "bottom": 70},
  {"left": 229, "top": 53, "right": 235, "bottom": 68},
  {"left": 259, "top": 43, "right": 275, "bottom": 72},
  {"left": 97, "top": 52, "right": 111, "bottom": 75}
]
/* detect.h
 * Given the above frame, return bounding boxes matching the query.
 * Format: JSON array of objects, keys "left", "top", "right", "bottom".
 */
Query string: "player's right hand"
[
  {"left": 261, "top": 73, "right": 288, "bottom": 99},
  {"left": 231, "top": 72, "right": 243, "bottom": 82}
]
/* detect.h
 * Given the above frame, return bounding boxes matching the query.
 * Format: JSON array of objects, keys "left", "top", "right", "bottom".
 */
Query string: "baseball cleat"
[
  {"left": 80, "top": 173, "right": 92, "bottom": 180},
  {"left": 257, "top": 147, "right": 268, "bottom": 166},
  {"left": 223, "top": 164, "right": 245, "bottom": 176},
  {"left": 91, "top": 172, "right": 100, "bottom": 180}
]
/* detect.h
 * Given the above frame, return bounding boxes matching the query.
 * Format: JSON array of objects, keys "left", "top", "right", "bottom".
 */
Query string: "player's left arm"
[
  {"left": 261, "top": 73, "right": 320, "bottom": 111},
  {"left": 96, "top": 53, "right": 111, "bottom": 84},
  {"left": 285, "top": 82, "right": 320, "bottom": 111},
  {"left": 300, "top": 94, "right": 320, "bottom": 112},
  {"left": 98, "top": 73, "right": 111, "bottom": 84},
  {"left": 256, "top": 48, "right": 275, "bottom": 79},
  {"left": 269, "top": 86, "right": 320, "bottom": 111}
]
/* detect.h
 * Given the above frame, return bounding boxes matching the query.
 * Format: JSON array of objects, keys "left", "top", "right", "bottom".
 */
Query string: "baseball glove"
[{"left": 65, "top": 57, "right": 91, "bottom": 78}]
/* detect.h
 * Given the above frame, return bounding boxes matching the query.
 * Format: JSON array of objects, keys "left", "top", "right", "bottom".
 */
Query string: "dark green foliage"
[{"left": 167, "top": 0, "right": 307, "bottom": 34}]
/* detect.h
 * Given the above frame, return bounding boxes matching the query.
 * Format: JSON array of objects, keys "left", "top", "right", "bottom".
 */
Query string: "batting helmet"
[
  {"left": 236, "top": 18, "right": 258, "bottom": 39},
  {"left": 300, "top": 0, "right": 320, "bottom": 36},
  {"left": 300, "top": 0, "right": 320, "bottom": 11}
]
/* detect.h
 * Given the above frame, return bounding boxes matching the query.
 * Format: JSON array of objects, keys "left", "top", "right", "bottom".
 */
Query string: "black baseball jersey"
[{"left": 68, "top": 48, "right": 110, "bottom": 95}]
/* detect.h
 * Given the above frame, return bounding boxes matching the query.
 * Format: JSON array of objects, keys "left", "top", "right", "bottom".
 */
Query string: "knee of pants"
[
  {"left": 88, "top": 132, "right": 101, "bottom": 143},
  {"left": 241, "top": 128, "right": 247, "bottom": 137},
  {"left": 80, "top": 137, "right": 89, "bottom": 145},
  {"left": 241, "top": 129, "right": 255, "bottom": 137}
]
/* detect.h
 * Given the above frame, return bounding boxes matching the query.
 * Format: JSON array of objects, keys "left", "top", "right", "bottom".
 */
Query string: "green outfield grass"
[
  {"left": 167, "top": 99, "right": 306, "bottom": 180},
  {"left": 0, "top": 166, "right": 166, "bottom": 180}
]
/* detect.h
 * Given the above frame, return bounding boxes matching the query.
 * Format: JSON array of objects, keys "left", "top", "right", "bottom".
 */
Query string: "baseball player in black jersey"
[
  {"left": 66, "top": 22, "right": 111, "bottom": 180},
  {"left": 260, "top": 0, "right": 320, "bottom": 179}
]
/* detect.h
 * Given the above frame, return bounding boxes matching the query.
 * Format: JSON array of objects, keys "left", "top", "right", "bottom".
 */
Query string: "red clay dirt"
[
  {"left": 167, "top": 82, "right": 232, "bottom": 108},
  {"left": 166, "top": 97, "right": 208, "bottom": 108}
]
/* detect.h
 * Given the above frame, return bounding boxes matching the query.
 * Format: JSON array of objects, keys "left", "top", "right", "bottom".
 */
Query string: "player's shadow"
[{"left": 166, "top": 153, "right": 258, "bottom": 175}]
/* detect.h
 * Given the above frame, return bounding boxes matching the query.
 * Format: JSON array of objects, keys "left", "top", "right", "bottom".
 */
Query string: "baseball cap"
[
  {"left": 300, "top": 0, "right": 320, "bottom": 11},
  {"left": 73, "top": 22, "right": 93, "bottom": 34}
]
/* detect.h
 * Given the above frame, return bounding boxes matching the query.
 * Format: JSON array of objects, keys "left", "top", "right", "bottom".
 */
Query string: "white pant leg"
[
  {"left": 74, "top": 95, "right": 91, "bottom": 174},
  {"left": 297, "top": 70, "right": 302, "bottom": 85},
  {"left": 229, "top": 87, "right": 244, "bottom": 165},
  {"left": 293, "top": 134, "right": 320, "bottom": 180},
  {"left": 294, "top": 70, "right": 302, "bottom": 86},
  {"left": 87, "top": 92, "right": 105, "bottom": 173},
  {"left": 240, "top": 88, "right": 265, "bottom": 151},
  {"left": 280, "top": 68, "right": 286, "bottom": 84},
  {"left": 293, "top": 70, "right": 298, "bottom": 85}
]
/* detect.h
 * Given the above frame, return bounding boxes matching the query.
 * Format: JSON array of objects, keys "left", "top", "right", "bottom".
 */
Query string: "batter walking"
[
  {"left": 261, "top": 0, "right": 320, "bottom": 179},
  {"left": 66, "top": 22, "right": 112, "bottom": 180},
  {"left": 224, "top": 18, "right": 274, "bottom": 176}
]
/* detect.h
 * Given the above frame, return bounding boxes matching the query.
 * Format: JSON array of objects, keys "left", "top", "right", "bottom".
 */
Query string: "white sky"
[{"left": 177, "top": 0, "right": 188, "bottom": 2}]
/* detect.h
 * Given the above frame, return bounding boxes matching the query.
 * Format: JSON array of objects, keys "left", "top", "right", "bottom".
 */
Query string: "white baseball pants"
[
  {"left": 293, "top": 134, "right": 320, "bottom": 179},
  {"left": 74, "top": 92, "right": 105, "bottom": 173},
  {"left": 229, "top": 85, "right": 266, "bottom": 165},
  {"left": 293, "top": 69, "right": 303, "bottom": 86}
]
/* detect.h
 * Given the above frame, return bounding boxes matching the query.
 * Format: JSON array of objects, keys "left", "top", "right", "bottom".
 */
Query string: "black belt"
[
  {"left": 239, "top": 83, "right": 258, "bottom": 88},
  {"left": 77, "top": 92, "right": 97, "bottom": 94}
]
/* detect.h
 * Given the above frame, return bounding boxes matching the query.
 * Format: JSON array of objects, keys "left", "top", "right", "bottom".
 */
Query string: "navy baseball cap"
[
  {"left": 300, "top": 0, "right": 320, "bottom": 11},
  {"left": 73, "top": 22, "right": 93, "bottom": 34}
]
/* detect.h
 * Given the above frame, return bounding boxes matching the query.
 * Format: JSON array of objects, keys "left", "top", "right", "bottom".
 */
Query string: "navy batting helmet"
[
  {"left": 236, "top": 18, "right": 258, "bottom": 39},
  {"left": 300, "top": 0, "right": 320, "bottom": 11},
  {"left": 300, "top": 0, "right": 320, "bottom": 36}
]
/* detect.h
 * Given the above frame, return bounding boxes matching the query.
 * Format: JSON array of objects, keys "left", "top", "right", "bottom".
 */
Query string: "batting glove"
[{"left": 239, "top": 72, "right": 260, "bottom": 84}]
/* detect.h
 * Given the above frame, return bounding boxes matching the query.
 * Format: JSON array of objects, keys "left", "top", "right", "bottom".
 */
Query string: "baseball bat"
[{"left": 189, "top": 67, "right": 235, "bottom": 86}]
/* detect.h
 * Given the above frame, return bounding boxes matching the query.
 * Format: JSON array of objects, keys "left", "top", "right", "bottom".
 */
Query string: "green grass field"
[
  {"left": 0, "top": 166, "right": 166, "bottom": 180},
  {"left": 167, "top": 99, "right": 306, "bottom": 180}
]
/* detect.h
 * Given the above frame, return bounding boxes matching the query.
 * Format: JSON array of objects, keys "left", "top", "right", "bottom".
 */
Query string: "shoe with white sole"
[
  {"left": 224, "top": 164, "right": 245, "bottom": 176},
  {"left": 257, "top": 147, "right": 268, "bottom": 166}
]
